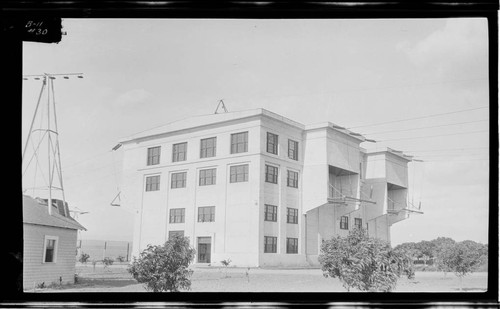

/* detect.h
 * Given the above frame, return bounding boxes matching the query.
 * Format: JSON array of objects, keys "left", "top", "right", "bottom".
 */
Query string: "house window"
[
  {"left": 43, "top": 236, "right": 58, "bottom": 263},
  {"left": 198, "top": 206, "right": 215, "bottom": 222},
  {"left": 199, "top": 168, "right": 216, "bottom": 186},
  {"left": 287, "top": 170, "right": 299, "bottom": 188},
  {"left": 267, "top": 132, "right": 278, "bottom": 155},
  {"left": 172, "top": 142, "right": 187, "bottom": 162},
  {"left": 171, "top": 172, "right": 187, "bottom": 189},
  {"left": 264, "top": 204, "right": 278, "bottom": 222},
  {"left": 147, "top": 146, "right": 161, "bottom": 166},
  {"left": 168, "top": 230, "right": 184, "bottom": 240},
  {"left": 288, "top": 139, "right": 298, "bottom": 161},
  {"left": 169, "top": 208, "right": 185, "bottom": 223},
  {"left": 265, "top": 165, "right": 278, "bottom": 184},
  {"left": 145, "top": 175, "right": 160, "bottom": 191},
  {"left": 355, "top": 218, "right": 362, "bottom": 230},
  {"left": 340, "top": 216, "right": 349, "bottom": 230},
  {"left": 287, "top": 208, "right": 298, "bottom": 224},
  {"left": 264, "top": 236, "right": 277, "bottom": 253},
  {"left": 286, "top": 238, "right": 298, "bottom": 254},
  {"left": 200, "top": 137, "right": 216, "bottom": 158},
  {"left": 229, "top": 164, "right": 249, "bottom": 183},
  {"left": 230, "top": 132, "right": 248, "bottom": 154}
]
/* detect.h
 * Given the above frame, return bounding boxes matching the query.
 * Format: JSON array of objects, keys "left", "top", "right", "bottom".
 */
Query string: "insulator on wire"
[
  {"left": 64, "top": 76, "right": 69, "bottom": 79},
  {"left": 77, "top": 76, "right": 83, "bottom": 78}
]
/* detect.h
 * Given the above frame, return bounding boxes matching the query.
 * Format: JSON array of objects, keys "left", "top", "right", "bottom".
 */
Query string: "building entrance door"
[{"left": 197, "top": 237, "right": 211, "bottom": 263}]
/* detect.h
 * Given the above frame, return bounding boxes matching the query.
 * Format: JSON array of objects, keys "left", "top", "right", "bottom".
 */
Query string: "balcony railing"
[
  {"left": 327, "top": 183, "right": 376, "bottom": 205},
  {"left": 387, "top": 197, "right": 423, "bottom": 215}
]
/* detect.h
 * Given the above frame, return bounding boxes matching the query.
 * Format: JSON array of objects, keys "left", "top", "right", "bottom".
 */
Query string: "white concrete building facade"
[{"left": 119, "top": 109, "right": 417, "bottom": 267}]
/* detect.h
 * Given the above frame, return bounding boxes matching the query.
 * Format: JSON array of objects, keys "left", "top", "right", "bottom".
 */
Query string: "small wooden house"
[{"left": 22, "top": 195, "right": 86, "bottom": 290}]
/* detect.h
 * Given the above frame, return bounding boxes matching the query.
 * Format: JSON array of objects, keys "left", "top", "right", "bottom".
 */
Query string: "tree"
[
  {"left": 441, "top": 240, "right": 485, "bottom": 290},
  {"left": 432, "top": 237, "right": 456, "bottom": 276},
  {"left": 319, "top": 228, "right": 414, "bottom": 292},
  {"left": 128, "top": 235, "right": 196, "bottom": 292}
]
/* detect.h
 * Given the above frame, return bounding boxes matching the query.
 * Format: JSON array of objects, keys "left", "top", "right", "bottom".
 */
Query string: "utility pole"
[{"left": 22, "top": 73, "right": 83, "bottom": 215}]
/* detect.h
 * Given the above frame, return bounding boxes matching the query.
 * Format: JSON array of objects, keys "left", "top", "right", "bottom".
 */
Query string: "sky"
[{"left": 21, "top": 18, "right": 490, "bottom": 246}]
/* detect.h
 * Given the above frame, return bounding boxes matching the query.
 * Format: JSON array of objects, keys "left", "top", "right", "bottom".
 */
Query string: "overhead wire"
[
  {"left": 347, "top": 106, "right": 488, "bottom": 130},
  {"left": 362, "top": 119, "right": 488, "bottom": 135},
  {"left": 379, "top": 130, "right": 488, "bottom": 142}
]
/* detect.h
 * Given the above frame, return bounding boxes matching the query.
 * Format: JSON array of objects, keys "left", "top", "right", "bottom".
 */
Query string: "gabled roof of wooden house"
[{"left": 23, "top": 195, "right": 86, "bottom": 231}]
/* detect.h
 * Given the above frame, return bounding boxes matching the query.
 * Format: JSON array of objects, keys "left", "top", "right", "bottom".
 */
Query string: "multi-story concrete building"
[{"left": 117, "top": 108, "right": 419, "bottom": 267}]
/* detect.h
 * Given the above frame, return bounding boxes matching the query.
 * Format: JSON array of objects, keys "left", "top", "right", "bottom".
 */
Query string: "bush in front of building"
[
  {"left": 128, "top": 235, "right": 196, "bottom": 292},
  {"left": 116, "top": 255, "right": 126, "bottom": 263},
  {"left": 319, "top": 228, "right": 414, "bottom": 292},
  {"left": 103, "top": 257, "right": 114, "bottom": 268},
  {"left": 78, "top": 252, "right": 90, "bottom": 264}
]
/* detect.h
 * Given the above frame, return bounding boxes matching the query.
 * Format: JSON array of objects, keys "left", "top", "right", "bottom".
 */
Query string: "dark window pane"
[
  {"left": 288, "top": 140, "right": 298, "bottom": 160},
  {"left": 231, "top": 132, "right": 248, "bottom": 154},
  {"left": 147, "top": 146, "right": 161, "bottom": 165},
  {"left": 267, "top": 132, "right": 278, "bottom": 155},
  {"left": 146, "top": 175, "right": 160, "bottom": 191},
  {"left": 230, "top": 164, "right": 249, "bottom": 183},
  {"left": 200, "top": 137, "right": 216, "bottom": 158},
  {"left": 173, "top": 142, "right": 187, "bottom": 162}
]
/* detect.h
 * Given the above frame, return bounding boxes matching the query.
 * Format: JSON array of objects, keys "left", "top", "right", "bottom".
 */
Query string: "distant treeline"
[{"left": 394, "top": 237, "right": 488, "bottom": 271}]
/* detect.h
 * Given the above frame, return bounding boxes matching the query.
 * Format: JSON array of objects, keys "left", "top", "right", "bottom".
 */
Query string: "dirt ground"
[{"left": 32, "top": 263, "right": 488, "bottom": 293}]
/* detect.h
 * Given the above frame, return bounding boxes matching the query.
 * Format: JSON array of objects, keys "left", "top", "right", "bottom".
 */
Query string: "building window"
[
  {"left": 267, "top": 132, "right": 278, "bottom": 155},
  {"left": 200, "top": 137, "right": 216, "bottom": 158},
  {"left": 168, "top": 230, "right": 184, "bottom": 240},
  {"left": 264, "top": 204, "right": 278, "bottom": 222},
  {"left": 199, "top": 168, "right": 216, "bottom": 186},
  {"left": 286, "top": 238, "right": 298, "bottom": 254},
  {"left": 287, "top": 170, "right": 299, "bottom": 188},
  {"left": 171, "top": 172, "right": 187, "bottom": 189},
  {"left": 147, "top": 146, "right": 161, "bottom": 166},
  {"left": 287, "top": 208, "right": 298, "bottom": 224},
  {"left": 43, "top": 236, "right": 58, "bottom": 263},
  {"left": 145, "top": 175, "right": 160, "bottom": 191},
  {"left": 172, "top": 142, "right": 187, "bottom": 162},
  {"left": 354, "top": 218, "right": 362, "bottom": 230},
  {"left": 264, "top": 236, "right": 277, "bottom": 253},
  {"left": 340, "top": 216, "right": 349, "bottom": 230},
  {"left": 229, "top": 164, "right": 249, "bottom": 183},
  {"left": 230, "top": 132, "right": 248, "bottom": 154},
  {"left": 198, "top": 206, "right": 215, "bottom": 222},
  {"left": 169, "top": 208, "right": 185, "bottom": 223},
  {"left": 265, "top": 165, "right": 278, "bottom": 184},
  {"left": 288, "top": 139, "right": 299, "bottom": 161}
]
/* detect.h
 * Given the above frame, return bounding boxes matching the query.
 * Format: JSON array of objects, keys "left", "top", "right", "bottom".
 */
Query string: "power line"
[
  {"left": 402, "top": 147, "right": 489, "bottom": 153},
  {"left": 347, "top": 106, "right": 488, "bottom": 130},
  {"left": 380, "top": 130, "right": 488, "bottom": 142},
  {"left": 362, "top": 119, "right": 488, "bottom": 135},
  {"left": 423, "top": 158, "right": 489, "bottom": 162}
]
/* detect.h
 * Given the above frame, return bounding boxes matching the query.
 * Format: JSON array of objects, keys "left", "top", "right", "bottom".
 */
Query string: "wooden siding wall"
[{"left": 23, "top": 223, "right": 78, "bottom": 290}]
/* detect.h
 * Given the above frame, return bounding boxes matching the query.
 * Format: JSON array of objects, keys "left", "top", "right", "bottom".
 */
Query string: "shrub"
[
  {"left": 116, "top": 255, "right": 125, "bottom": 263},
  {"left": 103, "top": 257, "right": 114, "bottom": 268},
  {"left": 220, "top": 258, "right": 231, "bottom": 267},
  {"left": 319, "top": 228, "right": 414, "bottom": 292},
  {"left": 221, "top": 258, "right": 232, "bottom": 278},
  {"left": 128, "top": 235, "right": 196, "bottom": 292},
  {"left": 79, "top": 252, "right": 90, "bottom": 264}
]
